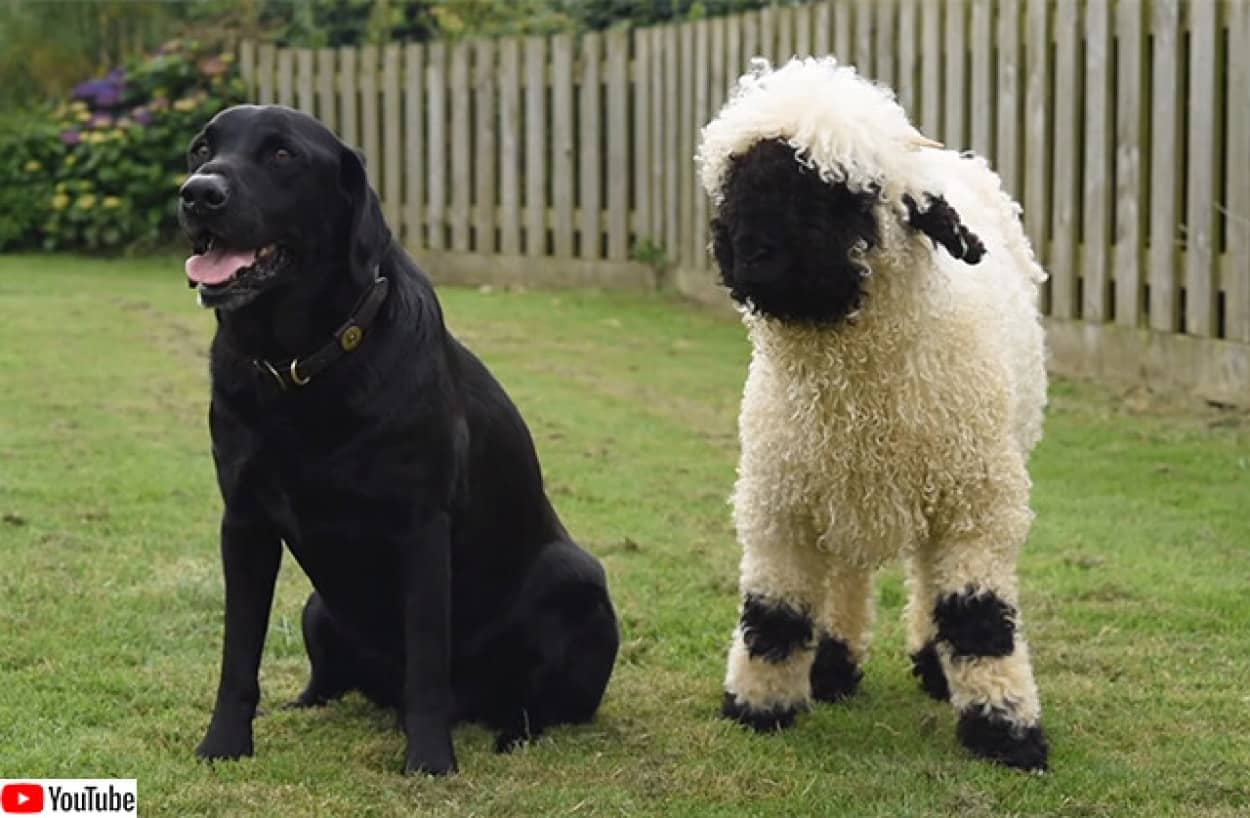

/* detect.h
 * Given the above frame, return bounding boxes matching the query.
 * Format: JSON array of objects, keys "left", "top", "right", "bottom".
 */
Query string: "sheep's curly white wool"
[{"left": 701, "top": 57, "right": 1050, "bottom": 769}]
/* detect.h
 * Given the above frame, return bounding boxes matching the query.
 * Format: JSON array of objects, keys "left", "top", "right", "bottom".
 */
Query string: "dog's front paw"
[
  {"left": 957, "top": 709, "right": 1049, "bottom": 772},
  {"left": 404, "top": 736, "right": 458, "bottom": 776},
  {"left": 195, "top": 724, "right": 254, "bottom": 762},
  {"left": 720, "top": 691, "right": 800, "bottom": 732}
]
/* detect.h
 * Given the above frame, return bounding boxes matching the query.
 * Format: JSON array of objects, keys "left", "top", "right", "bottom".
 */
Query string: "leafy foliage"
[{"left": 0, "top": 43, "right": 246, "bottom": 253}]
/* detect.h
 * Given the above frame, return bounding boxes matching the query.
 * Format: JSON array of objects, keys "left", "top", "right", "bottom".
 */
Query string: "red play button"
[{"left": 1, "top": 783, "right": 43, "bottom": 813}]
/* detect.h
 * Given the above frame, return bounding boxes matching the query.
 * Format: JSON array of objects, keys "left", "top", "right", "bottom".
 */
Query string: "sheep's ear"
[{"left": 903, "top": 193, "right": 985, "bottom": 264}]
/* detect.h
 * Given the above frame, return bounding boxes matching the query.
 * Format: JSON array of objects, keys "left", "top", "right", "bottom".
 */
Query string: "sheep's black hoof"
[
  {"left": 810, "top": 637, "right": 862, "bottom": 703},
  {"left": 494, "top": 730, "right": 538, "bottom": 753},
  {"left": 909, "top": 641, "right": 950, "bottom": 702},
  {"left": 720, "top": 691, "right": 799, "bottom": 732},
  {"left": 957, "top": 709, "right": 1049, "bottom": 772}
]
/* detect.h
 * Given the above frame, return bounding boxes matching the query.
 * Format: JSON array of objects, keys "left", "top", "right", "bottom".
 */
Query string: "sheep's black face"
[{"left": 711, "top": 139, "right": 879, "bottom": 326}]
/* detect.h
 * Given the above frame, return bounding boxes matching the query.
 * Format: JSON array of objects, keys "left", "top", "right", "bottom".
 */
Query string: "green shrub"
[{"left": 0, "top": 41, "right": 246, "bottom": 253}]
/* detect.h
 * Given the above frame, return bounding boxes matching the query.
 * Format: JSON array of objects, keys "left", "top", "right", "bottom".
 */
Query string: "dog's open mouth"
[{"left": 185, "top": 234, "right": 290, "bottom": 298}]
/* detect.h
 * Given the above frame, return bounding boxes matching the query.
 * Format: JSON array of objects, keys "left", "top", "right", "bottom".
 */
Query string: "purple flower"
[
  {"left": 59, "top": 129, "right": 82, "bottom": 146},
  {"left": 72, "top": 78, "right": 107, "bottom": 102},
  {"left": 131, "top": 107, "right": 153, "bottom": 126},
  {"left": 94, "top": 84, "right": 123, "bottom": 108},
  {"left": 106, "top": 68, "right": 125, "bottom": 83}
]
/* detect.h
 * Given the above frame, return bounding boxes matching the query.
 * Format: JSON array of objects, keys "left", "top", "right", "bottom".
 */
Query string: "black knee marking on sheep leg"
[
  {"left": 809, "top": 636, "right": 862, "bottom": 703},
  {"left": 909, "top": 640, "right": 950, "bottom": 701},
  {"left": 740, "top": 594, "right": 814, "bottom": 664},
  {"left": 904, "top": 193, "right": 986, "bottom": 264},
  {"left": 933, "top": 587, "right": 1017, "bottom": 659},
  {"left": 958, "top": 708, "right": 1049, "bottom": 772},
  {"left": 720, "top": 692, "right": 800, "bottom": 732}
]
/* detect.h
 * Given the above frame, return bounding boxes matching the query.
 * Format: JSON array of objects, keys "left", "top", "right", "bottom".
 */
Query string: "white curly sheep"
[{"left": 698, "top": 57, "right": 1049, "bottom": 771}]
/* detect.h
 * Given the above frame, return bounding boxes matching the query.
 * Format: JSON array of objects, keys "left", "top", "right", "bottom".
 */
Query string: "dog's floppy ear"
[
  {"left": 338, "top": 145, "right": 392, "bottom": 282},
  {"left": 903, "top": 193, "right": 985, "bottom": 264}
]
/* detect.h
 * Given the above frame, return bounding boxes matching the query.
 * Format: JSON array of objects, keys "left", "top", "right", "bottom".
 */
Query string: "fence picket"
[
  {"left": 650, "top": 28, "right": 665, "bottom": 240},
  {"left": 855, "top": 0, "right": 873, "bottom": 75},
  {"left": 498, "top": 39, "right": 521, "bottom": 255},
  {"left": 777, "top": 4, "right": 794, "bottom": 61},
  {"left": 664, "top": 24, "right": 679, "bottom": 257},
  {"left": 995, "top": 0, "right": 1020, "bottom": 198},
  {"left": 834, "top": 0, "right": 852, "bottom": 63},
  {"left": 1149, "top": 0, "right": 1182, "bottom": 332},
  {"left": 403, "top": 43, "right": 424, "bottom": 248},
  {"left": 296, "top": 49, "right": 314, "bottom": 114},
  {"left": 382, "top": 44, "right": 402, "bottom": 229},
  {"left": 474, "top": 39, "right": 498, "bottom": 255},
  {"left": 969, "top": 0, "right": 991, "bottom": 158},
  {"left": 607, "top": 29, "right": 630, "bottom": 262},
  {"left": 277, "top": 48, "right": 293, "bottom": 108},
  {"left": 1051, "top": 0, "right": 1079, "bottom": 320},
  {"left": 795, "top": 3, "right": 812, "bottom": 57},
  {"left": 425, "top": 43, "right": 445, "bottom": 251},
  {"left": 338, "top": 46, "right": 356, "bottom": 148},
  {"left": 1113, "top": 0, "right": 1144, "bottom": 328},
  {"left": 897, "top": 0, "right": 918, "bottom": 117},
  {"left": 1184, "top": 0, "right": 1218, "bottom": 336},
  {"left": 1024, "top": 0, "right": 1049, "bottom": 259},
  {"left": 580, "top": 33, "right": 602, "bottom": 260},
  {"left": 316, "top": 48, "right": 336, "bottom": 132},
  {"left": 814, "top": 0, "right": 832, "bottom": 57},
  {"left": 258, "top": 44, "right": 275, "bottom": 105},
  {"left": 633, "top": 28, "right": 652, "bottom": 243},
  {"left": 1082, "top": 0, "right": 1111, "bottom": 322},
  {"left": 1229, "top": 0, "right": 1250, "bottom": 341},
  {"left": 551, "top": 34, "right": 575, "bottom": 257},
  {"left": 920, "top": 1, "right": 940, "bottom": 136},
  {"left": 691, "top": 21, "right": 710, "bottom": 269},
  {"left": 875, "top": 0, "right": 895, "bottom": 89},
  {"left": 525, "top": 36, "right": 547, "bottom": 257},
  {"left": 360, "top": 45, "right": 379, "bottom": 187},
  {"left": 943, "top": 0, "right": 965, "bottom": 148}
]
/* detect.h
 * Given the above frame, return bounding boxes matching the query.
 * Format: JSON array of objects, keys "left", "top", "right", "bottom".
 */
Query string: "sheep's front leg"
[
  {"left": 920, "top": 532, "right": 1049, "bottom": 772},
  {"left": 904, "top": 554, "right": 951, "bottom": 702},
  {"left": 721, "top": 543, "right": 827, "bottom": 731}
]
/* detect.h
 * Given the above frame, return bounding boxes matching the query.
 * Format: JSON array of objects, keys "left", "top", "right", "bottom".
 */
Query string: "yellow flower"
[
  {"left": 102, "top": 196, "right": 122, "bottom": 209},
  {"left": 55, "top": 182, "right": 68, "bottom": 193},
  {"left": 70, "top": 100, "right": 88, "bottom": 112},
  {"left": 64, "top": 155, "right": 77, "bottom": 168},
  {"left": 76, "top": 194, "right": 97, "bottom": 210},
  {"left": 109, "top": 129, "right": 123, "bottom": 139},
  {"left": 173, "top": 97, "right": 197, "bottom": 112},
  {"left": 51, "top": 193, "right": 71, "bottom": 210},
  {"left": 23, "top": 160, "right": 42, "bottom": 173},
  {"left": 220, "top": 52, "right": 235, "bottom": 63},
  {"left": 76, "top": 111, "right": 91, "bottom": 123}
]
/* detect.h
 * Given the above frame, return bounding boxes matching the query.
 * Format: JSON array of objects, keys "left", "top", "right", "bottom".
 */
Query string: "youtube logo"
[{"left": 1, "top": 783, "right": 43, "bottom": 814}]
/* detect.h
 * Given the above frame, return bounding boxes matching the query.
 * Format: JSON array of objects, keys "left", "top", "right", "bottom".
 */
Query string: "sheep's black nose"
[{"left": 180, "top": 175, "right": 228, "bottom": 213}]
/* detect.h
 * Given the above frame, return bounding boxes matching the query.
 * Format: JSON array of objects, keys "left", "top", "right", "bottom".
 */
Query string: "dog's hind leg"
[
  {"left": 461, "top": 541, "right": 619, "bottom": 753},
  {"left": 809, "top": 564, "right": 873, "bottom": 704},
  {"left": 722, "top": 538, "right": 828, "bottom": 731},
  {"left": 288, "top": 592, "right": 401, "bottom": 709}
]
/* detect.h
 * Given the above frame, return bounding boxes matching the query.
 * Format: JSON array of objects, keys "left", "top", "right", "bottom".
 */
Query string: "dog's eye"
[
  {"left": 192, "top": 143, "right": 210, "bottom": 160},
  {"left": 272, "top": 147, "right": 293, "bottom": 162}
]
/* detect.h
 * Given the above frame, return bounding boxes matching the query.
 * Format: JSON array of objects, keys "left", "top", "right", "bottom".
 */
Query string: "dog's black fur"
[
  {"left": 180, "top": 105, "right": 619, "bottom": 775},
  {"left": 710, "top": 139, "right": 985, "bottom": 326}
]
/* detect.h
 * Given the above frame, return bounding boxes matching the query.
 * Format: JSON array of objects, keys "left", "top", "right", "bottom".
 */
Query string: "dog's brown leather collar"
[{"left": 252, "top": 275, "right": 390, "bottom": 391}]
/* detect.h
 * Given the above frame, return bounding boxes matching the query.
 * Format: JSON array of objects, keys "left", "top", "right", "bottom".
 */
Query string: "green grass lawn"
[{"left": 1, "top": 254, "right": 1248, "bottom": 817}]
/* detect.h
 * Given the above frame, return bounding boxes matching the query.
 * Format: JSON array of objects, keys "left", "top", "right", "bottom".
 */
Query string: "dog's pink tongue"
[{"left": 185, "top": 249, "right": 256, "bottom": 285}]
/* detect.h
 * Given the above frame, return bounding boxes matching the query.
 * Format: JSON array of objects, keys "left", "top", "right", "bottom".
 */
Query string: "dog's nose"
[{"left": 180, "top": 174, "right": 229, "bottom": 213}]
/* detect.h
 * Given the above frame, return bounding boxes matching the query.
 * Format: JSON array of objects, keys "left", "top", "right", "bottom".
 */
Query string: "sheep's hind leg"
[
  {"left": 721, "top": 544, "right": 827, "bottom": 731},
  {"left": 904, "top": 554, "right": 951, "bottom": 702},
  {"left": 809, "top": 565, "right": 873, "bottom": 704},
  {"left": 921, "top": 541, "right": 1049, "bottom": 772}
]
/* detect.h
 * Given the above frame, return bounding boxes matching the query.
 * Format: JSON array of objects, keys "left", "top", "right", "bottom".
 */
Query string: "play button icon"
[{"left": 1, "top": 782, "right": 43, "bottom": 813}]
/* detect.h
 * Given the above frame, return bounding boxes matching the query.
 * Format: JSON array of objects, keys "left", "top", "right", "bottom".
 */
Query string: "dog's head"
[
  {"left": 699, "top": 58, "right": 985, "bottom": 326},
  {"left": 179, "top": 104, "right": 389, "bottom": 311}
]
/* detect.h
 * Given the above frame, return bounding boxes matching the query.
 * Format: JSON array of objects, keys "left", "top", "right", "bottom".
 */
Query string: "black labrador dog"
[{"left": 179, "top": 104, "right": 619, "bottom": 775}]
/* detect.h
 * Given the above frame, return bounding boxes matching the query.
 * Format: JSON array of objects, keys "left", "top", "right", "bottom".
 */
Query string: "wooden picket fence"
[{"left": 239, "top": 0, "right": 1250, "bottom": 405}]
